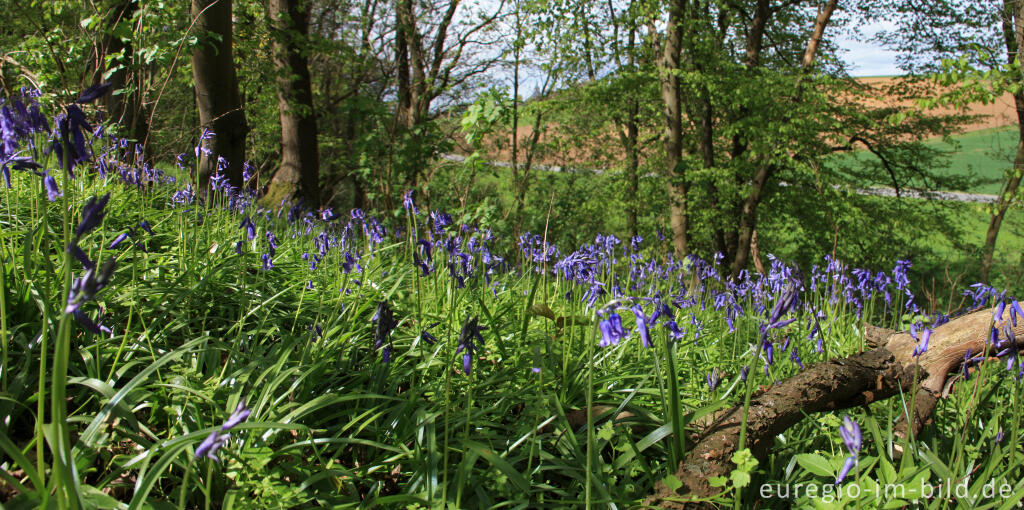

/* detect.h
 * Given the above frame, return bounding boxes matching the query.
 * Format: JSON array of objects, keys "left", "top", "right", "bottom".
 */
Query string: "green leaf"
[
  {"left": 796, "top": 453, "right": 836, "bottom": 478},
  {"left": 80, "top": 484, "right": 124, "bottom": 510},
  {"left": 597, "top": 420, "right": 614, "bottom": 442},
  {"left": 662, "top": 474, "right": 683, "bottom": 492},
  {"left": 708, "top": 476, "right": 728, "bottom": 488},
  {"left": 731, "top": 448, "right": 758, "bottom": 471},
  {"left": 730, "top": 469, "right": 751, "bottom": 489}
]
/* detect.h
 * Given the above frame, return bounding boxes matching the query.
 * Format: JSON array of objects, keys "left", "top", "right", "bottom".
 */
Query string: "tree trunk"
[
  {"left": 980, "top": 0, "right": 1024, "bottom": 283},
  {"left": 264, "top": 0, "right": 321, "bottom": 208},
  {"left": 980, "top": 124, "right": 1024, "bottom": 283},
  {"left": 729, "top": 0, "right": 836, "bottom": 278},
  {"left": 98, "top": 0, "right": 150, "bottom": 152},
  {"left": 647, "top": 306, "right": 1023, "bottom": 506},
  {"left": 191, "top": 0, "right": 247, "bottom": 191},
  {"left": 661, "top": 0, "right": 687, "bottom": 257},
  {"left": 624, "top": 102, "right": 640, "bottom": 240}
]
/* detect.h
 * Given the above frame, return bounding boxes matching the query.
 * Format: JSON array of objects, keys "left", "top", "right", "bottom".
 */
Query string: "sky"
[
  {"left": 840, "top": 38, "right": 902, "bottom": 76},
  {"left": 837, "top": 22, "right": 903, "bottom": 77}
]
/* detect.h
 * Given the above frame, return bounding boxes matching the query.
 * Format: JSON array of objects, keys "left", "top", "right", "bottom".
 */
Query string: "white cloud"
[{"left": 836, "top": 21, "right": 902, "bottom": 77}]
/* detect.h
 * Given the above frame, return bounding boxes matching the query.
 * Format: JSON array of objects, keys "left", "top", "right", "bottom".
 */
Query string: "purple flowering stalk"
[
  {"left": 195, "top": 401, "right": 252, "bottom": 461},
  {"left": 456, "top": 316, "right": 486, "bottom": 375},
  {"left": 835, "top": 415, "right": 861, "bottom": 484},
  {"left": 372, "top": 301, "right": 397, "bottom": 363}
]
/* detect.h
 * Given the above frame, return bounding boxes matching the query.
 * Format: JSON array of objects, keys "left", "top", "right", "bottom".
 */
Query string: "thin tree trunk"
[
  {"left": 191, "top": 0, "right": 247, "bottom": 191},
  {"left": 511, "top": 0, "right": 522, "bottom": 238},
  {"left": 264, "top": 0, "right": 321, "bottom": 208},
  {"left": 513, "top": 109, "right": 546, "bottom": 232},
  {"left": 730, "top": 0, "right": 836, "bottom": 278},
  {"left": 980, "top": 0, "right": 1024, "bottom": 283},
  {"left": 98, "top": 0, "right": 150, "bottom": 152},
  {"left": 980, "top": 119, "right": 1024, "bottom": 282},
  {"left": 661, "top": 0, "right": 687, "bottom": 256},
  {"left": 625, "top": 102, "right": 640, "bottom": 240}
]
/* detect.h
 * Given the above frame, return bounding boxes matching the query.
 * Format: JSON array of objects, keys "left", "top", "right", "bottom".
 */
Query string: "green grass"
[
  {"left": 929, "top": 125, "right": 1019, "bottom": 194},
  {"left": 831, "top": 125, "right": 1019, "bottom": 195}
]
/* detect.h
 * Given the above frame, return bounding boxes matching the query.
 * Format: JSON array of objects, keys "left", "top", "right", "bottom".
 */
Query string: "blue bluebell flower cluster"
[{"left": 195, "top": 401, "right": 252, "bottom": 461}]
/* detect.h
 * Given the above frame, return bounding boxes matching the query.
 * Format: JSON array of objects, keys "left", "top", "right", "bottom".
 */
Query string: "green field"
[
  {"left": 930, "top": 125, "right": 1019, "bottom": 194},
  {"left": 832, "top": 125, "right": 1018, "bottom": 195}
]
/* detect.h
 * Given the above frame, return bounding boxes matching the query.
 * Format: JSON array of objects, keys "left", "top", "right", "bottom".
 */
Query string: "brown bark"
[
  {"left": 980, "top": 132, "right": 1024, "bottom": 283},
  {"left": 647, "top": 306, "right": 1022, "bottom": 507},
  {"left": 393, "top": 0, "right": 465, "bottom": 187},
  {"left": 980, "top": 0, "right": 1024, "bottom": 283},
  {"left": 661, "top": 0, "right": 688, "bottom": 257},
  {"left": 624, "top": 102, "right": 641, "bottom": 240},
  {"left": 743, "top": 0, "right": 770, "bottom": 68},
  {"left": 264, "top": 0, "right": 321, "bottom": 208},
  {"left": 97, "top": 0, "right": 150, "bottom": 151},
  {"left": 191, "top": 0, "right": 248, "bottom": 191}
]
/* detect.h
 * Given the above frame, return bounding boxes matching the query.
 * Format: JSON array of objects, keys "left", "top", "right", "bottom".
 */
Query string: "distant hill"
[
  {"left": 451, "top": 76, "right": 1019, "bottom": 169},
  {"left": 856, "top": 76, "right": 1017, "bottom": 134}
]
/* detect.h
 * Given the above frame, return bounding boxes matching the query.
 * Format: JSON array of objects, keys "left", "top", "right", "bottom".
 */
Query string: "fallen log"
[{"left": 647, "top": 306, "right": 1022, "bottom": 508}]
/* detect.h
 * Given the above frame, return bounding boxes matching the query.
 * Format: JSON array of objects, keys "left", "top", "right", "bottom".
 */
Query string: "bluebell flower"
[
  {"left": 790, "top": 348, "right": 804, "bottom": 370},
  {"left": 664, "top": 319, "right": 685, "bottom": 340},
  {"left": 632, "top": 305, "right": 652, "bottom": 348},
  {"left": 66, "top": 257, "right": 115, "bottom": 314},
  {"left": 68, "top": 244, "right": 94, "bottom": 270},
  {"left": 839, "top": 415, "right": 861, "bottom": 455},
  {"left": 706, "top": 368, "right": 720, "bottom": 391},
  {"left": 372, "top": 301, "right": 397, "bottom": 362},
  {"left": 75, "top": 82, "right": 112, "bottom": 104},
  {"left": 1, "top": 156, "right": 41, "bottom": 188},
  {"left": 43, "top": 172, "right": 61, "bottom": 201},
  {"left": 261, "top": 253, "right": 273, "bottom": 271},
  {"left": 108, "top": 231, "right": 132, "bottom": 249},
  {"left": 769, "top": 285, "right": 798, "bottom": 324},
  {"left": 403, "top": 190, "right": 418, "bottom": 214},
  {"left": 432, "top": 211, "right": 453, "bottom": 235},
  {"left": 835, "top": 456, "right": 856, "bottom": 485},
  {"left": 836, "top": 415, "right": 861, "bottom": 484},
  {"left": 195, "top": 401, "right": 251, "bottom": 461},
  {"left": 1003, "top": 323, "right": 1016, "bottom": 345},
  {"left": 598, "top": 311, "right": 629, "bottom": 347},
  {"left": 421, "top": 322, "right": 440, "bottom": 346},
  {"left": 912, "top": 328, "right": 931, "bottom": 358},
  {"left": 75, "top": 194, "right": 110, "bottom": 238},
  {"left": 266, "top": 231, "right": 279, "bottom": 256},
  {"left": 52, "top": 104, "right": 93, "bottom": 175},
  {"left": 1010, "top": 299, "right": 1023, "bottom": 327},
  {"left": 342, "top": 252, "right": 361, "bottom": 273},
  {"left": 73, "top": 309, "right": 111, "bottom": 335},
  {"left": 456, "top": 316, "right": 486, "bottom": 375},
  {"left": 995, "top": 300, "right": 1007, "bottom": 322},
  {"left": 893, "top": 260, "right": 912, "bottom": 291}
]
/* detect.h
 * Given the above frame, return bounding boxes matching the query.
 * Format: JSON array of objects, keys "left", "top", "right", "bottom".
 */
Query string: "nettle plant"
[{"left": 1, "top": 85, "right": 1023, "bottom": 508}]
